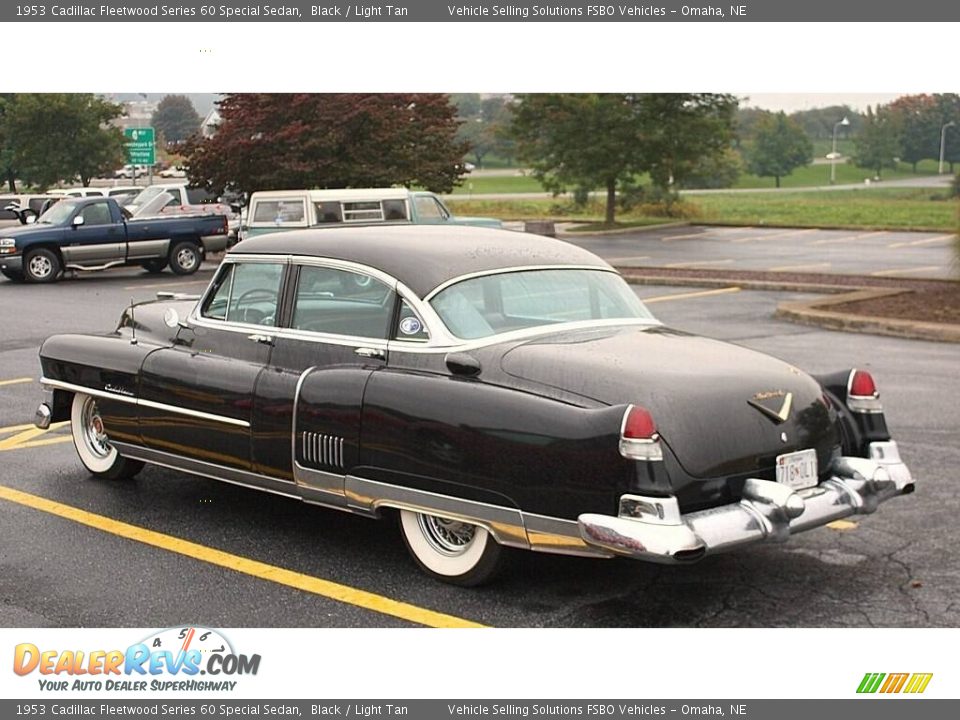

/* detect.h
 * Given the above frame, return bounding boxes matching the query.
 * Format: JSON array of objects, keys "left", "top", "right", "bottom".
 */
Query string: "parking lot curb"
[
  {"left": 775, "top": 289, "right": 960, "bottom": 343},
  {"left": 618, "top": 268, "right": 960, "bottom": 344},
  {"left": 556, "top": 221, "right": 690, "bottom": 237}
]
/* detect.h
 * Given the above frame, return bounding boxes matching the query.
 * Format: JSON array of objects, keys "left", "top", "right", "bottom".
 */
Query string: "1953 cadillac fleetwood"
[{"left": 35, "top": 225, "right": 915, "bottom": 585}]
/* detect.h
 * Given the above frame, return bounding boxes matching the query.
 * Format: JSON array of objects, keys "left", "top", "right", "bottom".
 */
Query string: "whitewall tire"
[
  {"left": 399, "top": 509, "right": 502, "bottom": 586},
  {"left": 70, "top": 393, "right": 143, "bottom": 480}
]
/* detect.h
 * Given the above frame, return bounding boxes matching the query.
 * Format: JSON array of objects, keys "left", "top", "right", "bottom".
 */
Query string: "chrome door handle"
[
  {"left": 248, "top": 333, "right": 274, "bottom": 346},
  {"left": 354, "top": 347, "right": 385, "bottom": 360}
]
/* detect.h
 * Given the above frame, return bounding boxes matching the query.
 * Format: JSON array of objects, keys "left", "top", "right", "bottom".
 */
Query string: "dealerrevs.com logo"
[
  {"left": 13, "top": 627, "right": 261, "bottom": 692},
  {"left": 857, "top": 672, "right": 933, "bottom": 694}
]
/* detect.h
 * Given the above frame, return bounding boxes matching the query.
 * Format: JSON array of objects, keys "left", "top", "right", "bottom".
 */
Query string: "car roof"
[
  {"left": 229, "top": 225, "right": 611, "bottom": 298},
  {"left": 250, "top": 188, "right": 415, "bottom": 202}
]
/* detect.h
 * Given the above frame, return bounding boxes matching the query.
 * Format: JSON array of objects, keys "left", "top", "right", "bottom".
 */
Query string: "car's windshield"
[
  {"left": 130, "top": 186, "right": 178, "bottom": 208},
  {"left": 429, "top": 268, "right": 657, "bottom": 340},
  {"left": 36, "top": 200, "right": 78, "bottom": 225}
]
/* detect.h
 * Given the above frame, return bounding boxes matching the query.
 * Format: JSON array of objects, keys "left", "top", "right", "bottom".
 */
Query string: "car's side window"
[
  {"left": 394, "top": 300, "right": 429, "bottom": 342},
  {"left": 291, "top": 265, "right": 393, "bottom": 340},
  {"left": 252, "top": 200, "right": 306, "bottom": 225},
  {"left": 79, "top": 201, "right": 112, "bottom": 226},
  {"left": 200, "top": 262, "right": 284, "bottom": 326},
  {"left": 413, "top": 195, "right": 448, "bottom": 221}
]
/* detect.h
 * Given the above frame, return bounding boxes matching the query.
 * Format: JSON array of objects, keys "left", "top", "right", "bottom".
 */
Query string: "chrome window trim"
[
  {"left": 191, "top": 255, "right": 660, "bottom": 353},
  {"left": 41, "top": 377, "right": 251, "bottom": 429},
  {"left": 422, "top": 264, "right": 617, "bottom": 302}
]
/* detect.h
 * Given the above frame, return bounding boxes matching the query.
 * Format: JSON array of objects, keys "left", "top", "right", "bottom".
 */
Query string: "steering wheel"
[{"left": 235, "top": 288, "right": 278, "bottom": 325}]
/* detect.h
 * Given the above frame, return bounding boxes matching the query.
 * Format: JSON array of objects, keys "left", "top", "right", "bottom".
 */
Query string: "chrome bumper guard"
[{"left": 578, "top": 441, "right": 914, "bottom": 564}]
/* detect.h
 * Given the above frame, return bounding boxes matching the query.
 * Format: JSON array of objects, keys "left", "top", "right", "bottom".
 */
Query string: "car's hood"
[
  {"left": 0, "top": 222, "right": 61, "bottom": 238},
  {"left": 499, "top": 325, "right": 837, "bottom": 478}
]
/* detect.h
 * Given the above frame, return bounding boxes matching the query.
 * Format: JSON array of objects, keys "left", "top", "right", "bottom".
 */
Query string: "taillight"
[
  {"left": 847, "top": 369, "right": 882, "bottom": 413},
  {"left": 619, "top": 405, "right": 663, "bottom": 461}
]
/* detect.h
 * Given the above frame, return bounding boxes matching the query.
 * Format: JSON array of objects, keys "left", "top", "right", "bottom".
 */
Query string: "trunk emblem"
[{"left": 748, "top": 391, "right": 793, "bottom": 424}]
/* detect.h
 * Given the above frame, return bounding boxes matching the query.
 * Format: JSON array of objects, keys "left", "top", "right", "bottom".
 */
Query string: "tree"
[
  {"left": 745, "top": 111, "right": 813, "bottom": 188},
  {"left": 151, "top": 94, "right": 202, "bottom": 145},
  {"left": 4, "top": 94, "right": 125, "bottom": 188},
  {"left": 184, "top": 94, "right": 467, "bottom": 195},
  {"left": 509, "top": 93, "right": 737, "bottom": 224},
  {"left": 0, "top": 94, "right": 18, "bottom": 191},
  {"left": 887, "top": 94, "right": 939, "bottom": 172},
  {"left": 853, "top": 105, "right": 900, "bottom": 179},
  {"left": 932, "top": 93, "right": 960, "bottom": 173}
]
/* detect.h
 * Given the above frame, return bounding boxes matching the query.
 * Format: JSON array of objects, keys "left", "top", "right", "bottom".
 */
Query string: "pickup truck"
[{"left": 0, "top": 196, "right": 229, "bottom": 283}]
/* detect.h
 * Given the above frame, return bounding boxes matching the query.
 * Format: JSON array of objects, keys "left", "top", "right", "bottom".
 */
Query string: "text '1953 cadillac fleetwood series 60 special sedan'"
[{"left": 35, "top": 225, "right": 915, "bottom": 585}]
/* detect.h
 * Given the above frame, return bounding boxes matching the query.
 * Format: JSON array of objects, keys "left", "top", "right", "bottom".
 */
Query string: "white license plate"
[{"left": 776, "top": 448, "right": 818, "bottom": 490}]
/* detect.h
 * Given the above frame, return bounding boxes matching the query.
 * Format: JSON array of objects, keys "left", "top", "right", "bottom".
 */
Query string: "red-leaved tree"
[{"left": 185, "top": 94, "right": 467, "bottom": 195}]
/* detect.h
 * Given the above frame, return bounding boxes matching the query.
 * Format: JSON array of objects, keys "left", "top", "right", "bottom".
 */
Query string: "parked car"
[
  {"left": 1, "top": 194, "right": 63, "bottom": 225},
  {"left": 0, "top": 196, "right": 229, "bottom": 282},
  {"left": 34, "top": 226, "right": 914, "bottom": 585},
  {"left": 50, "top": 188, "right": 106, "bottom": 198},
  {"left": 114, "top": 165, "right": 149, "bottom": 180},
  {"left": 241, "top": 188, "right": 501, "bottom": 241},
  {"left": 159, "top": 166, "right": 187, "bottom": 179}
]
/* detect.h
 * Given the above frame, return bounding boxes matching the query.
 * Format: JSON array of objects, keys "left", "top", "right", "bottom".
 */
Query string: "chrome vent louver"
[{"left": 301, "top": 432, "right": 345, "bottom": 468}]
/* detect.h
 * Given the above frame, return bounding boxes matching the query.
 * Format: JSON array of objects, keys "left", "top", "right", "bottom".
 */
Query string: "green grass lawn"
[
  {"left": 447, "top": 187, "right": 959, "bottom": 232},
  {"left": 733, "top": 160, "right": 942, "bottom": 189},
  {"left": 450, "top": 174, "right": 545, "bottom": 195}
]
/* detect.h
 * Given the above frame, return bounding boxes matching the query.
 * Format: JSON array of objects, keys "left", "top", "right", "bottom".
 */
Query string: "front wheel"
[
  {"left": 399, "top": 509, "right": 502, "bottom": 586},
  {"left": 23, "top": 248, "right": 61, "bottom": 283},
  {"left": 168, "top": 241, "right": 202, "bottom": 275},
  {"left": 70, "top": 393, "right": 144, "bottom": 480}
]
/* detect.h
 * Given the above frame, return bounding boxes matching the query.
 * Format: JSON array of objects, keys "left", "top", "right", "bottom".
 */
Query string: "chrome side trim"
[
  {"left": 522, "top": 513, "right": 614, "bottom": 558},
  {"left": 112, "top": 442, "right": 298, "bottom": 499},
  {"left": 344, "top": 476, "right": 529, "bottom": 549},
  {"left": 40, "top": 378, "right": 250, "bottom": 429},
  {"left": 293, "top": 463, "right": 347, "bottom": 508}
]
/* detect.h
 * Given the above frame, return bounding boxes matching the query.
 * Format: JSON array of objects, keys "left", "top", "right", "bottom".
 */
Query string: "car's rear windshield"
[{"left": 429, "top": 268, "right": 656, "bottom": 340}]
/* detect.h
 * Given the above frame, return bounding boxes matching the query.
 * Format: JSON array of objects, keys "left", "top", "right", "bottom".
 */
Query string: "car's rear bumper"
[{"left": 578, "top": 441, "right": 914, "bottom": 564}]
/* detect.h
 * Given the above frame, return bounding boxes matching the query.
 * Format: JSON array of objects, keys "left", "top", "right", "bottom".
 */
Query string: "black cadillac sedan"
[{"left": 34, "top": 225, "right": 914, "bottom": 585}]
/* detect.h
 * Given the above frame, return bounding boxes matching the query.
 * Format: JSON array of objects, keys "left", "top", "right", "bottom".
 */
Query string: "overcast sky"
[{"left": 741, "top": 93, "right": 905, "bottom": 112}]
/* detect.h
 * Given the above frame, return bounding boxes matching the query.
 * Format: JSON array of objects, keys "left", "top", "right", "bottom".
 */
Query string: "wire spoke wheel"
[
  {"left": 70, "top": 393, "right": 144, "bottom": 480},
  {"left": 399, "top": 509, "right": 502, "bottom": 586}
]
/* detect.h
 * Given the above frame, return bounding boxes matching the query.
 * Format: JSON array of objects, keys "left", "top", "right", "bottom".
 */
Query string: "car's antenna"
[{"left": 129, "top": 298, "right": 138, "bottom": 345}]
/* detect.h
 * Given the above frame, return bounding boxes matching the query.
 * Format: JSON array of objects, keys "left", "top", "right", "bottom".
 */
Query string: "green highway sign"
[{"left": 124, "top": 127, "right": 155, "bottom": 165}]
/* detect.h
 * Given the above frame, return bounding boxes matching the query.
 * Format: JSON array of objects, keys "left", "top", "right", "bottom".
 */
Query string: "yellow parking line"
[
  {"left": 644, "top": 286, "right": 741, "bottom": 304},
  {"left": 731, "top": 229, "right": 816, "bottom": 244},
  {"left": 887, "top": 234, "right": 957, "bottom": 249},
  {"left": 810, "top": 231, "right": 888, "bottom": 246},
  {"left": 827, "top": 520, "right": 858, "bottom": 531},
  {"left": 870, "top": 266, "right": 942, "bottom": 277},
  {"left": 660, "top": 232, "right": 707, "bottom": 242},
  {"left": 767, "top": 262, "right": 832, "bottom": 272},
  {"left": 0, "top": 485, "right": 486, "bottom": 629},
  {"left": 0, "top": 421, "right": 70, "bottom": 452},
  {"left": 0, "top": 377, "right": 33, "bottom": 387},
  {"left": 12, "top": 436, "right": 74, "bottom": 451},
  {"left": 664, "top": 259, "right": 734, "bottom": 268}
]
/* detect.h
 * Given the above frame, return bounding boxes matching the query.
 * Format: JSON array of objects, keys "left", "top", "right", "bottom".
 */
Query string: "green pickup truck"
[{"left": 241, "top": 188, "right": 500, "bottom": 241}]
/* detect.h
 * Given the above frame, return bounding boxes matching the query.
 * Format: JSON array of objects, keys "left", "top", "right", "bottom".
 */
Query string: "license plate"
[{"left": 776, "top": 448, "right": 818, "bottom": 490}]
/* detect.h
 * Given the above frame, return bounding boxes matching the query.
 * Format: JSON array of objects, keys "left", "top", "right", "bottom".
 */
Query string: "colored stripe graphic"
[
  {"left": 904, "top": 673, "right": 933, "bottom": 694},
  {"left": 857, "top": 672, "right": 932, "bottom": 694}
]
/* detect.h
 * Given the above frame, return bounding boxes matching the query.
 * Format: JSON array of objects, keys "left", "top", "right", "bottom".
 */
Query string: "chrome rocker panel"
[{"left": 578, "top": 442, "right": 915, "bottom": 564}]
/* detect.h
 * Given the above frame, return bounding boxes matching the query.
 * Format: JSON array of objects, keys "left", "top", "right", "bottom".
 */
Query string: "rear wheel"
[
  {"left": 141, "top": 258, "right": 168, "bottom": 274},
  {"left": 23, "top": 248, "right": 61, "bottom": 283},
  {"left": 168, "top": 241, "right": 201, "bottom": 275},
  {"left": 399, "top": 509, "right": 502, "bottom": 586},
  {"left": 70, "top": 393, "right": 143, "bottom": 480}
]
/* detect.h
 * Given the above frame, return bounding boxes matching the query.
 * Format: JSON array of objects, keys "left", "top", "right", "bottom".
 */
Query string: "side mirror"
[{"left": 72, "top": 215, "right": 85, "bottom": 227}]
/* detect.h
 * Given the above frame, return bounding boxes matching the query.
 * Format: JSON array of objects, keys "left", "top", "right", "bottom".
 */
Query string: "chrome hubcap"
[
  {"left": 176, "top": 248, "right": 197, "bottom": 270},
  {"left": 417, "top": 514, "right": 476, "bottom": 556},
  {"left": 81, "top": 397, "right": 111, "bottom": 459},
  {"left": 28, "top": 255, "right": 52, "bottom": 278}
]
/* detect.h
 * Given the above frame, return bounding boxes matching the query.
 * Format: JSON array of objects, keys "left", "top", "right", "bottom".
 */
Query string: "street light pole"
[
  {"left": 831, "top": 116, "right": 850, "bottom": 184},
  {"left": 939, "top": 121, "right": 956, "bottom": 175}
]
